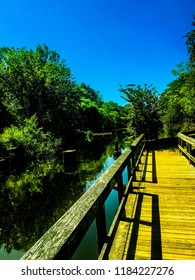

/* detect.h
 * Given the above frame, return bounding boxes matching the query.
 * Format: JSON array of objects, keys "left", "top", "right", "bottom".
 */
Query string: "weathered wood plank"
[
  {"left": 21, "top": 134, "right": 145, "bottom": 260},
  {"left": 178, "top": 132, "right": 195, "bottom": 145},
  {"left": 109, "top": 148, "right": 195, "bottom": 260}
]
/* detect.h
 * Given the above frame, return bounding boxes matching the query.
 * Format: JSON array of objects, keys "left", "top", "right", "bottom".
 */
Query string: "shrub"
[{"left": 0, "top": 115, "right": 61, "bottom": 159}]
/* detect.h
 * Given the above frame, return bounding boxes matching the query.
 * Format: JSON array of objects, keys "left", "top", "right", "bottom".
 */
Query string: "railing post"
[
  {"left": 180, "top": 138, "right": 183, "bottom": 155},
  {"left": 178, "top": 137, "right": 180, "bottom": 151},
  {"left": 127, "top": 157, "right": 133, "bottom": 192},
  {"left": 188, "top": 144, "right": 192, "bottom": 164},
  {"left": 114, "top": 140, "right": 121, "bottom": 159},
  {"left": 178, "top": 133, "right": 195, "bottom": 164},
  {"left": 62, "top": 150, "right": 77, "bottom": 172},
  {"left": 131, "top": 146, "right": 136, "bottom": 182},
  {"left": 127, "top": 157, "right": 132, "bottom": 181},
  {"left": 117, "top": 173, "right": 124, "bottom": 202},
  {"left": 137, "top": 142, "right": 141, "bottom": 164},
  {"left": 96, "top": 205, "right": 107, "bottom": 254}
]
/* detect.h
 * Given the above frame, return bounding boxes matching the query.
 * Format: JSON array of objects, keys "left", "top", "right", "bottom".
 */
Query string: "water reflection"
[{"left": 0, "top": 136, "right": 127, "bottom": 259}]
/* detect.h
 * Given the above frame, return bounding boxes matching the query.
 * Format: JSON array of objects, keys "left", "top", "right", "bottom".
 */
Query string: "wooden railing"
[
  {"left": 178, "top": 132, "right": 195, "bottom": 164},
  {"left": 21, "top": 134, "right": 145, "bottom": 260}
]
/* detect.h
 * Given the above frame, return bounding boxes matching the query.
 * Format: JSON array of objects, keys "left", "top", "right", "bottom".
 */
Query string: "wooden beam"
[{"left": 21, "top": 134, "right": 145, "bottom": 260}]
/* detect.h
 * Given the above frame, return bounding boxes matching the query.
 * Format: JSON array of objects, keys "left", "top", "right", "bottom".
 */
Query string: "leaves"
[
  {"left": 120, "top": 84, "right": 161, "bottom": 139},
  {"left": 0, "top": 115, "right": 61, "bottom": 159},
  {"left": 183, "top": 14, "right": 195, "bottom": 66},
  {"left": 160, "top": 64, "right": 195, "bottom": 137}
]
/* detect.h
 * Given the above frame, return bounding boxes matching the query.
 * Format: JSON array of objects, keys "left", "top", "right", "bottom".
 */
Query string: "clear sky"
[{"left": 0, "top": 0, "right": 194, "bottom": 105}]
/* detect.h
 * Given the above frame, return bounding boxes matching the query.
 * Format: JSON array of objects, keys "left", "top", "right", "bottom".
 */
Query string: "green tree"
[
  {"left": 0, "top": 44, "right": 80, "bottom": 146},
  {"left": 159, "top": 66, "right": 195, "bottom": 136},
  {"left": 159, "top": 15, "right": 195, "bottom": 136},
  {"left": 75, "top": 83, "right": 104, "bottom": 133},
  {"left": 79, "top": 96, "right": 103, "bottom": 132},
  {"left": 120, "top": 84, "right": 161, "bottom": 139},
  {"left": 0, "top": 115, "right": 61, "bottom": 160},
  {"left": 100, "top": 101, "right": 128, "bottom": 131},
  {"left": 183, "top": 14, "right": 195, "bottom": 66},
  {"left": 79, "top": 82, "right": 103, "bottom": 107}
]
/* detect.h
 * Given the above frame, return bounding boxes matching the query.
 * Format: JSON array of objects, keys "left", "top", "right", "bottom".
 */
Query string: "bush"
[{"left": 0, "top": 115, "right": 61, "bottom": 159}]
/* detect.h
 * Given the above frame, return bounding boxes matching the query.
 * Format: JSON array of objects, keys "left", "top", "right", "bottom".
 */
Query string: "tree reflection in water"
[{"left": 0, "top": 136, "right": 127, "bottom": 259}]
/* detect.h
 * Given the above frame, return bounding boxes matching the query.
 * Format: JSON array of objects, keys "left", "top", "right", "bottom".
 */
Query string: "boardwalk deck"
[{"left": 109, "top": 148, "right": 195, "bottom": 260}]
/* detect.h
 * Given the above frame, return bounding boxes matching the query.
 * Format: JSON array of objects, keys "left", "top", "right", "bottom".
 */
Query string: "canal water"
[{"left": 0, "top": 136, "right": 128, "bottom": 260}]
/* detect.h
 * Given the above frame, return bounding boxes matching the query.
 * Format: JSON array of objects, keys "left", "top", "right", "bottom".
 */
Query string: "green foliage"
[
  {"left": 0, "top": 115, "right": 61, "bottom": 159},
  {"left": 79, "top": 82, "right": 103, "bottom": 107},
  {"left": 0, "top": 43, "right": 132, "bottom": 152},
  {"left": 183, "top": 14, "right": 195, "bottom": 66},
  {"left": 99, "top": 101, "right": 129, "bottom": 131},
  {"left": 0, "top": 45, "right": 125, "bottom": 147},
  {"left": 76, "top": 84, "right": 104, "bottom": 133},
  {"left": 2, "top": 159, "right": 62, "bottom": 202},
  {"left": 80, "top": 96, "right": 98, "bottom": 109},
  {"left": 120, "top": 84, "right": 161, "bottom": 139},
  {"left": 79, "top": 96, "right": 103, "bottom": 132},
  {"left": 0, "top": 44, "right": 80, "bottom": 144},
  {"left": 85, "top": 130, "right": 94, "bottom": 142},
  {"left": 160, "top": 64, "right": 195, "bottom": 137},
  {"left": 159, "top": 16, "right": 195, "bottom": 137}
]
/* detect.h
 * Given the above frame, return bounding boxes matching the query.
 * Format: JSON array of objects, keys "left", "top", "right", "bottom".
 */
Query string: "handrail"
[
  {"left": 21, "top": 134, "right": 145, "bottom": 260},
  {"left": 178, "top": 133, "right": 195, "bottom": 164}
]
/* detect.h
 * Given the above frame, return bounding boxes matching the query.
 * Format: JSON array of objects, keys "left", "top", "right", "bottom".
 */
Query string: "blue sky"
[{"left": 0, "top": 0, "right": 194, "bottom": 105}]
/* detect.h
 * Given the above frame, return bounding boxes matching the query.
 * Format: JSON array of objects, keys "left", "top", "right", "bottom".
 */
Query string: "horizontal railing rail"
[
  {"left": 178, "top": 132, "right": 195, "bottom": 164},
  {"left": 21, "top": 134, "right": 145, "bottom": 260}
]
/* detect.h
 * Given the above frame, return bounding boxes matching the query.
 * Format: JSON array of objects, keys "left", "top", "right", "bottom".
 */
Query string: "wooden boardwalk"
[{"left": 109, "top": 148, "right": 195, "bottom": 260}]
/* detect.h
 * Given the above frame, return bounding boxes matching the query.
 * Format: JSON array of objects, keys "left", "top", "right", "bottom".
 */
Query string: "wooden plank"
[
  {"left": 96, "top": 205, "right": 107, "bottom": 253},
  {"left": 108, "top": 192, "right": 139, "bottom": 260},
  {"left": 178, "top": 133, "right": 195, "bottom": 145},
  {"left": 21, "top": 134, "right": 145, "bottom": 260},
  {"left": 21, "top": 149, "right": 132, "bottom": 260},
  {"left": 109, "top": 148, "right": 195, "bottom": 260},
  {"left": 131, "top": 133, "right": 145, "bottom": 148},
  {"left": 93, "top": 132, "right": 112, "bottom": 136}
]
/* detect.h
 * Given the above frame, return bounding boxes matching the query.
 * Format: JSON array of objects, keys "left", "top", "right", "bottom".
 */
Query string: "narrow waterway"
[{"left": 0, "top": 136, "right": 128, "bottom": 260}]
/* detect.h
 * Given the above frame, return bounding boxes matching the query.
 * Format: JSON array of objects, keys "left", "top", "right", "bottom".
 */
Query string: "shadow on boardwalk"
[{"left": 124, "top": 150, "right": 162, "bottom": 260}]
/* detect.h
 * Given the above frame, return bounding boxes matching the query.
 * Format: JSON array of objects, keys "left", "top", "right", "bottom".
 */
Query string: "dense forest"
[{"left": 0, "top": 16, "right": 194, "bottom": 161}]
